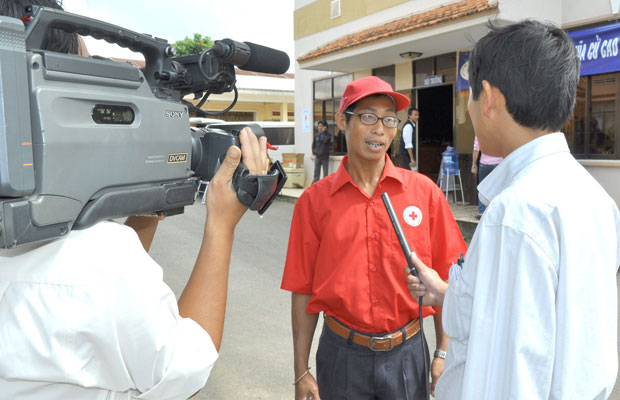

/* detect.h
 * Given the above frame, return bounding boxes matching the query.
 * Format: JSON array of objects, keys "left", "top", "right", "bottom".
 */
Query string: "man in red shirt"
[{"left": 281, "top": 76, "right": 467, "bottom": 400}]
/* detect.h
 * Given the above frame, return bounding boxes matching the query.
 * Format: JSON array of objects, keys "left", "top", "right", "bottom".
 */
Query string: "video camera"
[{"left": 0, "top": 6, "right": 290, "bottom": 248}]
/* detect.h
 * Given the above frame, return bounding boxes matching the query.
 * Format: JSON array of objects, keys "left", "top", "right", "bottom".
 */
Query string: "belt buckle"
[{"left": 369, "top": 335, "right": 394, "bottom": 351}]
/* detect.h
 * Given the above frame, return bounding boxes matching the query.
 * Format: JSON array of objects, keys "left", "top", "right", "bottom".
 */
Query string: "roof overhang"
[{"left": 299, "top": 11, "right": 505, "bottom": 73}]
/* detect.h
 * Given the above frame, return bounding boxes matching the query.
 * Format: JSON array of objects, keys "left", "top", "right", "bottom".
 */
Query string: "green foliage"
[{"left": 172, "top": 33, "right": 214, "bottom": 56}]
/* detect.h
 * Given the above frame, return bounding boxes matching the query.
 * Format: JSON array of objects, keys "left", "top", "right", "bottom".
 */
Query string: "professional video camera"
[{"left": 0, "top": 6, "right": 290, "bottom": 248}]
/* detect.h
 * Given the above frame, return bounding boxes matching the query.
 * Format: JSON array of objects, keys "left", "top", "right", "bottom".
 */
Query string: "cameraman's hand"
[{"left": 205, "top": 128, "right": 267, "bottom": 229}]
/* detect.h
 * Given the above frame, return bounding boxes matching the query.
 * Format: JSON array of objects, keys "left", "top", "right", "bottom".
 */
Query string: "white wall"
[
  {"left": 563, "top": 0, "right": 618, "bottom": 27},
  {"left": 497, "top": 0, "right": 562, "bottom": 24}
]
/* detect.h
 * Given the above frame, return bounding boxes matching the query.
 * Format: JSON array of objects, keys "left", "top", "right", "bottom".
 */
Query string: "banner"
[
  {"left": 568, "top": 22, "right": 620, "bottom": 76},
  {"left": 456, "top": 51, "right": 471, "bottom": 91}
]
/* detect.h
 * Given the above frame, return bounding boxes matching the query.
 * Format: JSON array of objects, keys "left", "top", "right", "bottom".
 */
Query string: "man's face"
[
  {"left": 339, "top": 96, "right": 398, "bottom": 163},
  {"left": 409, "top": 110, "right": 419, "bottom": 123},
  {"left": 318, "top": 123, "right": 326, "bottom": 132}
]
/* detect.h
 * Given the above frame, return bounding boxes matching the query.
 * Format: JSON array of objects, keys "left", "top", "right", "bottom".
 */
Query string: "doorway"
[{"left": 416, "top": 84, "right": 454, "bottom": 182}]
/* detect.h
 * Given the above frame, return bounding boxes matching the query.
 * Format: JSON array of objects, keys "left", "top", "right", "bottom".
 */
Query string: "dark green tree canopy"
[{"left": 172, "top": 33, "right": 214, "bottom": 56}]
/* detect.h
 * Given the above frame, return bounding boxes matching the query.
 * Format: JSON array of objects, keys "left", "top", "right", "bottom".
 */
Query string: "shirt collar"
[
  {"left": 478, "top": 132, "right": 570, "bottom": 205},
  {"left": 329, "top": 154, "right": 408, "bottom": 197}
]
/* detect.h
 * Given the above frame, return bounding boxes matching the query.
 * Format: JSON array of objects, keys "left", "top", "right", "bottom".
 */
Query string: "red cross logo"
[{"left": 403, "top": 206, "right": 422, "bottom": 227}]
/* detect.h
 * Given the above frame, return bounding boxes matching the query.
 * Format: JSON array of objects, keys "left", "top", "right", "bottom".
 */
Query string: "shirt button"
[
  {"left": 374, "top": 299, "right": 380, "bottom": 305},
  {"left": 370, "top": 266, "right": 377, "bottom": 272},
  {"left": 369, "top": 200, "right": 375, "bottom": 206},
  {"left": 370, "top": 233, "right": 376, "bottom": 239}
]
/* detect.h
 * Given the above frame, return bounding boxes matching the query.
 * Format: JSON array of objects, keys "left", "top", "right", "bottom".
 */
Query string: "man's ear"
[
  {"left": 481, "top": 80, "right": 506, "bottom": 118},
  {"left": 335, "top": 112, "right": 347, "bottom": 131}
]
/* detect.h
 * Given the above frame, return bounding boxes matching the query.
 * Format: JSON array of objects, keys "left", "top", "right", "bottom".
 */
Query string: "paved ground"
[{"left": 148, "top": 191, "right": 620, "bottom": 399}]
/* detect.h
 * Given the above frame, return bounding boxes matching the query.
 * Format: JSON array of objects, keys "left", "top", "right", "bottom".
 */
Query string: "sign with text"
[
  {"left": 569, "top": 22, "right": 620, "bottom": 76},
  {"left": 424, "top": 75, "right": 443, "bottom": 86}
]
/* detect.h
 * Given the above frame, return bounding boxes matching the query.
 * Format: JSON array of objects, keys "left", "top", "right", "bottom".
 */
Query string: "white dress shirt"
[
  {"left": 402, "top": 122, "right": 414, "bottom": 149},
  {"left": 437, "top": 133, "right": 620, "bottom": 399},
  {"left": 0, "top": 221, "right": 217, "bottom": 400}
]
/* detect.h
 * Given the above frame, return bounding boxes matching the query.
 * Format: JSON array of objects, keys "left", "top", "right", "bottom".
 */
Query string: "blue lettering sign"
[{"left": 569, "top": 22, "right": 620, "bottom": 76}]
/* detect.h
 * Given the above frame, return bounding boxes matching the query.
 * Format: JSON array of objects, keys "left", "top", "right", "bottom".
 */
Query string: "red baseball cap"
[{"left": 338, "top": 76, "right": 410, "bottom": 113}]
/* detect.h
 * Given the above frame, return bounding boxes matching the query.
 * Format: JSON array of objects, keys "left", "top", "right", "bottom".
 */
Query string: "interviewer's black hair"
[
  {"left": 468, "top": 20, "right": 580, "bottom": 132},
  {"left": 0, "top": 0, "right": 78, "bottom": 54}
]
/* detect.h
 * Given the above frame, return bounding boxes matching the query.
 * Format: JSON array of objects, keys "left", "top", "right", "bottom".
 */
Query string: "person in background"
[
  {"left": 471, "top": 136, "right": 503, "bottom": 219},
  {"left": 283, "top": 76, "right": 467, "bottom": 400},
  {"left": 397, "top": 107, "right": 419, "bottom": 171},
  {"left": 311, "top": 120, "right": 332, "bottom": 183},
  {"left": 406, "top": 20, "right": 620, "bottom": 399}
]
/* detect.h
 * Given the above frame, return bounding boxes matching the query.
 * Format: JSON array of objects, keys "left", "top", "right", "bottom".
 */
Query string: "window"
[
  {"left": 263, "top": 127, "right": 294, "bottom": 146},
  {"left": 314, "top": 79, "right": 332, "bottom": 100},
  {"left": 414, "top": 58, "right": 433, "bottom": 87},
  {"left": 413, "top": 53, "right": 457, "bottom": 87},
  {"left": 373, "top": 65, "right": 395, "bottom": 89},
  {"left": 313, "top": 74, "right": 353, "bottom": 155},
  {"left": 565, "top": 72, "right": 619, "bottom": 159}
]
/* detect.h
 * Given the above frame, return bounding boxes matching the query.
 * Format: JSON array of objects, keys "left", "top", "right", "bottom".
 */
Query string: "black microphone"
[{"left": 212, "top": 39, "right": 290, "bottom": 75}]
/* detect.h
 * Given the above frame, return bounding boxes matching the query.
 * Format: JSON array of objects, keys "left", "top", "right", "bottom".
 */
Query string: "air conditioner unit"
[{"left": 330, "top": 0, "right": 341, "bottom": 19}]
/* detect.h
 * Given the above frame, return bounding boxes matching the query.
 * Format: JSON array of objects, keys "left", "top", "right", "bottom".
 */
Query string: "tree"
[{"left": 172, "top": 33, "right": 214, "bottom": 57}]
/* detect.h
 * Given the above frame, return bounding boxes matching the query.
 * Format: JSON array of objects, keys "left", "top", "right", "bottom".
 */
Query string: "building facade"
[{"left": 294, "top": 0, "right": 620, "bottom": 207}]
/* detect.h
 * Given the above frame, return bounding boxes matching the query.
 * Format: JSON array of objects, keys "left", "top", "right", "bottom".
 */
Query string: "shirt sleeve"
[
  {"left": 281, "top": 193, "right": 320, "bottom": 293},
  {"left": 473, "top": 136, "right": 480, "bottom": 152},
  {"left": 402, "top": 124, "right": 414, "bottom": 149},
  {"left": 447, "top": 224, "right": 559, "bottom": 399},
  {"left": 110, "top": 225, "right": 218, "bottom": 399}
]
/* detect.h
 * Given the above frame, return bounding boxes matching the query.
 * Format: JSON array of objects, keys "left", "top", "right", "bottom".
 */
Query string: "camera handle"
[{"left": 24, "top": 6, "right": 175, "bottom": 89}]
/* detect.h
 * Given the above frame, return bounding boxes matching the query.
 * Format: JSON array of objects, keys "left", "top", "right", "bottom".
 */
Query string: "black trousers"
[
  {"left": 313, "top": 157, "right": 329, "bottom": 183},
  {"left": 316, "top": 322, "right": 429, "bottom": 400}
]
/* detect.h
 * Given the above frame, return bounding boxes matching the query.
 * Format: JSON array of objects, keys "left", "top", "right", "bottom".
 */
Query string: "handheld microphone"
[{"left": 212, "top": 39, "right": 290, "bottom": 75}]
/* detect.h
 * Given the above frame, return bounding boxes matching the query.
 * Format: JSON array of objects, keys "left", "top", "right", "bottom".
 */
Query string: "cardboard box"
[
  {"left": 282, "top": 153, "right": 304, "bottom": 169},
  {"left": 283, "top": 167, "right": 305, "bottom": 188}
]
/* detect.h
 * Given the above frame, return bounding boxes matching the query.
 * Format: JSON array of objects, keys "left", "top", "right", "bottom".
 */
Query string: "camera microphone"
[{"left": 212, "top": 39, "right": 290, "bottom": 75}]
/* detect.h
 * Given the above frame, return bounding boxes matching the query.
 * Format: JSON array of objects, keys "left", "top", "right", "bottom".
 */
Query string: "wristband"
[
  {"left": 434, "top": 349, "right": 447, "bottom": 359},
  {"left": 293, "top": 367, "right": 311, "bottom": 385}
]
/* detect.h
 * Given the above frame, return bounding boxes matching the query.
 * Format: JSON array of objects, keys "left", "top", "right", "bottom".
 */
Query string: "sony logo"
[
  {"left": 165, "top": 110, "right": 186, "bottom": 118},
  {"left": 167, "top": 153, "right": 188, "bottom": 163}
]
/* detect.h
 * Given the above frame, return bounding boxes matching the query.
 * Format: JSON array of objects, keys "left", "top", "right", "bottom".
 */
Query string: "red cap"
[{"left": 338, "top": 76, "right": 410, "bottom": 113}]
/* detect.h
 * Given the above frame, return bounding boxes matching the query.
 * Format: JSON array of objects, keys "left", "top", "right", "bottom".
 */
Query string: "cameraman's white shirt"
[
  {"left": 0, "top": 221, "right": 217, "bottom": 400},
  {"left": 436, "top": 133, "right": 620, "bottom": 399}
]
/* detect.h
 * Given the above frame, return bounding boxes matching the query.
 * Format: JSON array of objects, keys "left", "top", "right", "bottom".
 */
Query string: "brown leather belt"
[{"left": 325, "top": 315, "right": 420, "bottom": 351}]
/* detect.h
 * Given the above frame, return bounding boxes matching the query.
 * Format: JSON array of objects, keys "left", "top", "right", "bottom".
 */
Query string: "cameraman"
[
  {"left": 0, "top": 2, "right": 271, "bottom": 398},
  {"left": 0, "top": 129, "right": 268, "bottom": 400}
]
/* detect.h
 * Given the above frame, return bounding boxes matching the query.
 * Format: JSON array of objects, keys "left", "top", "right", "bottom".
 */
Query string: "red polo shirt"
[{"left": 281, "top": 155, "right": 467, "bottom": 333}]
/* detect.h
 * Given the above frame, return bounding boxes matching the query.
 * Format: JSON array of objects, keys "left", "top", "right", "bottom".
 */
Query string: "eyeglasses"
[{"left": 345, "top": 112, "right": 401, "bottom": 129}]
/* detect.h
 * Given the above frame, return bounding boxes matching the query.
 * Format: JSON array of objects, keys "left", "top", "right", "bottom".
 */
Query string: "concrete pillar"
[{"left": 280, "top": 102, "right": 288, "bottom": 122}]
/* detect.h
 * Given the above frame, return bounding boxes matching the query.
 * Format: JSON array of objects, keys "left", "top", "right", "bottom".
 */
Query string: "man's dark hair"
[
  {"left": 0, "top": 0, "right": 78, "bottom": 54},
  {"left": 408, "top": 107, "right": 418, "bottom": 115},
  {"left": 468, "top": 20, "right": 580, "bottom": 132},
  {"left": 318, "top": 120, "right": 327, "bottom": 127}
]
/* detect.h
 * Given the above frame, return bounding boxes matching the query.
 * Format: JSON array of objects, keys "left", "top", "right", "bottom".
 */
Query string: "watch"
[{"left": 433, "top": 349, "right": 447, "bottom": 359}]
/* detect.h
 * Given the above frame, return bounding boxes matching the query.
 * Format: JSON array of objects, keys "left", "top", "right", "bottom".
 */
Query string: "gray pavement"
[{"left": 147, "top": 197, "right": 620, "bottom": 399}]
